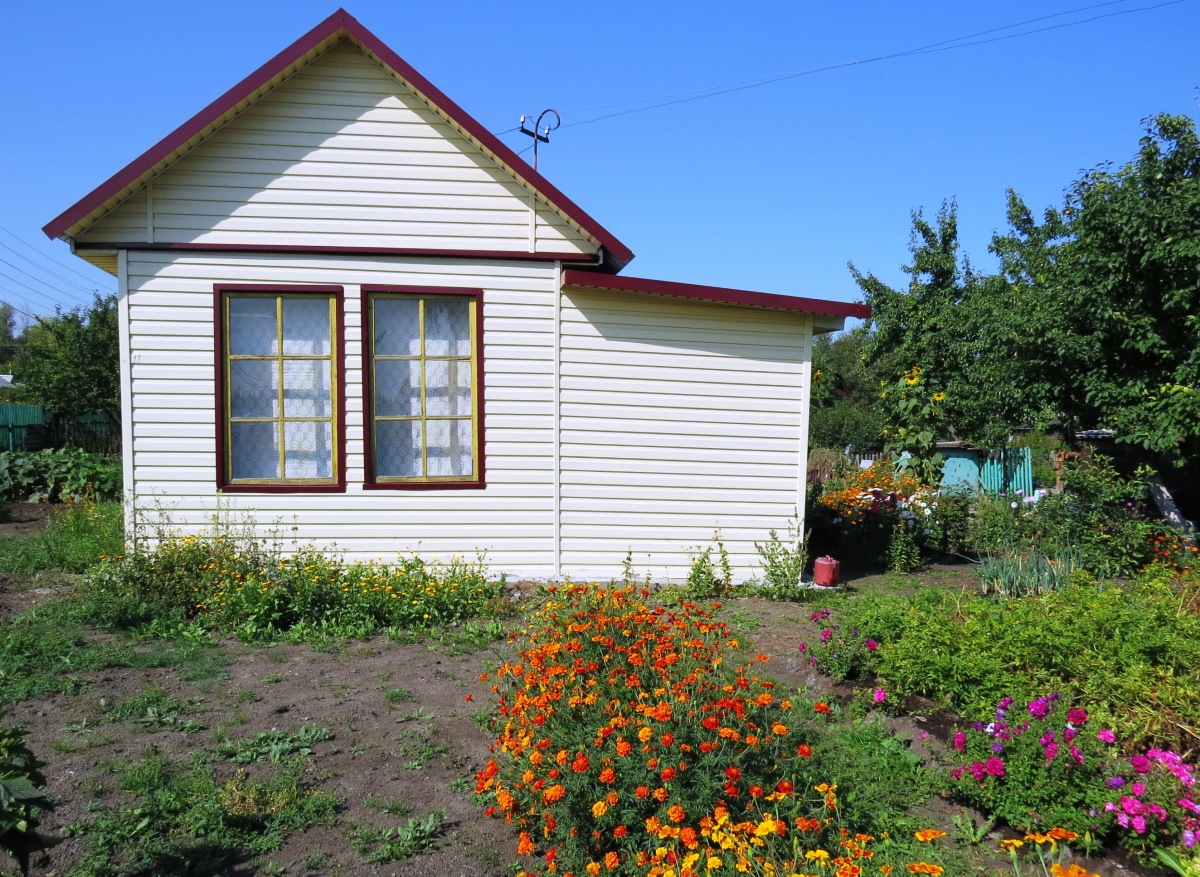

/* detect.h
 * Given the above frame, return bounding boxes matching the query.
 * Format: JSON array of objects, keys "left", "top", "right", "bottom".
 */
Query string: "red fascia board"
[
  {"left": 561, "top": 269, "right": 872, "bottom": 319},
  {"left": 43, "top": 9, "right": 635, "bottom": 272}
]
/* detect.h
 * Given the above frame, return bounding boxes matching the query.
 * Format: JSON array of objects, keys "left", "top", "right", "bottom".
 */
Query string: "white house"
[{"left": 44, "top": 9, "right": 869, "bottom": 581}]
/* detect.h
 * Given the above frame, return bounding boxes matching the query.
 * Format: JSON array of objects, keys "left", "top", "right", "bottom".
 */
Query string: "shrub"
[
  {"left": 0, "top": 713, "right": 52, "bottom": 875},
  {"left": 754, "top": 514, "right": 809, "bottom": 594},
  {"left": 0, "top": 448, "right": 121, "bottom": 503},
  {"left": 83, "top": 531, "right": 503, "bottom": 641}
]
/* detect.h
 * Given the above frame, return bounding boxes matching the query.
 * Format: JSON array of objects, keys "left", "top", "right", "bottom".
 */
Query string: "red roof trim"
[
  {"left": 43, "top": 9, "right": 634, "bottom": 272},
  {"left": 74, "top": 241, "right": 602, "bottom": 264},
  {"left": 561, "top": 269, "right": 872, "bottom": 319}
]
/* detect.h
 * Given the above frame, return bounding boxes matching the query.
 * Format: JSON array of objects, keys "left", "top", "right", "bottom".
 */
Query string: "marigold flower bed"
[{"left": 476, "top": 585, "right": 954, "bottom": 877}]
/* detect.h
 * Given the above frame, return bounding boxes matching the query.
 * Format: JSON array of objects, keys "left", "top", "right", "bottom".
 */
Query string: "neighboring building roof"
[
  {"left": 44, "top": 8, "right": 634, "bottom": 272},
  {"left": 562, "top": 269, "right": 871, "bottom": 322}
]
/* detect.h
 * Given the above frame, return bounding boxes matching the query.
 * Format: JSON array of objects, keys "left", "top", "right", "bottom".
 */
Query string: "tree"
[
  {"left": 11, "top": 294, "right": 119, "bottom": 419},
  {"left": 995, "top": 114, "right": 1200, "bottom": 465},
  {"left": 850, "top": 202, "right": 1042, "bottom": 449},
  {"left": 808, "top": 327, "right": 885, "bottom": 452}
]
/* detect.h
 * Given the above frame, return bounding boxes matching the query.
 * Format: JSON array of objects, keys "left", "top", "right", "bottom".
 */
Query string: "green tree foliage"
[
  {"left": 994, "top": 114, "right": 1200, "bottom": 464},
  {"left": 10, "top": 295, "right": 118, "bottom": 420},
  {"left": 852, "top": 113, "right": 1200, "bottom": 467},
  {"left": 851, "top": 202, "right": 1032, "bottom": 448},
  {"left": 809, "top": 328, "right": 885, "bottom": 452}
]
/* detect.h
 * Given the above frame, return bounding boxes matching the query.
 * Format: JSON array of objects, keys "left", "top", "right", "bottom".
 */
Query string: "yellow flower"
[
  {"left": 592, "top": 800, "right": 608, "bottom": 818},
  {"left": 932, "top": 391, "right": 946, "bottom": 403}
]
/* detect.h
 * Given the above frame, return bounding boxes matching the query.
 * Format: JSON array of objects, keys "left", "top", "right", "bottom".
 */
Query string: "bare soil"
[{"left": 0, "top": 534, "right": 1160, "bottom": 876}]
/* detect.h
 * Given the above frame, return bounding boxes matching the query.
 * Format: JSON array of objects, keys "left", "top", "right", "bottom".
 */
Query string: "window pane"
[
  {"left": 228, "top": 298, "right": 278, "bottom": 356},
  {"left": 426, "top": 418, "right": 472, "bottom": 477},
  {"left": 230, "top": 360, "right": 279, "bottom": 418},
  {"left": 282, "top": 298, "right": 331, "bottom": 356},
  {"left": 376, "top": 420, "right": 422, "bottom": 477},
  {"left": 374, "top": 359, "right": 420, "bottom": 417},
  {"left": 282, "top": 360, "right": 332, "bottom": 418},
  {"left": 373, "top": 298, "right": 421, "bottom": 356},
  {"left": 231, "top": 422, "right": 280, "bottom": 480},
  {"left": 425, "top": 299, "right": 471, "bottom": 357},
  {"left": 283, "top": 421, "right": 333, "bottom": 479},
  {"left": 424, "top": 359, "right": 471, "bottom": 417}
]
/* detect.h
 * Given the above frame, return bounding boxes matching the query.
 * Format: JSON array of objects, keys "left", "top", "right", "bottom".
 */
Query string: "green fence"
[{"left": 0, "top": 404, "right": 120, "bottom": 455}]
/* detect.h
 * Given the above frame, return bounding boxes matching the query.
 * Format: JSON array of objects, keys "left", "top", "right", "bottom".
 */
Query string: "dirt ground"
[{"left": 0, "top": 523, "right": 1159, "bottom": 876}]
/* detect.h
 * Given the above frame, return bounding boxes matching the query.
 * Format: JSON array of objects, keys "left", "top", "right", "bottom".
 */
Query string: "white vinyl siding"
[
  {"left": 78, "top": 43, "right": 595, "bottom": 258},
  {"left": 557, "top": 289, "right": 811, "bottom": 580},
  {"left": 124, "top": 251, "right": 557, "bottom": 573}
]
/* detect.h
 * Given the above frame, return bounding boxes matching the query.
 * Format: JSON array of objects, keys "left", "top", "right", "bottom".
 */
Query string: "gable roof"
[
  {"left": 43, "top": 8, "right": 634, "bottom": 272},
  {"left": 563, "top": 269, "right": 871, "bottom": 327}
]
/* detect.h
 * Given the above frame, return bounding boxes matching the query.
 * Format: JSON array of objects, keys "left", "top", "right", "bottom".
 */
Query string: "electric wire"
[
  {"left": 0, "top": 257, "right": 91, "bottom": 306},
  {"left": 0, "top": 225, "right": 116, "bottom": 288},
  {"left": 491, "top": 0, "right": 1193, "bottom": 134},
  {"left": 0, "top": 269, "right": 83, "bottom": 311},
  {"left": 0, "top": 240, "right": 103, "bottom": 295}
]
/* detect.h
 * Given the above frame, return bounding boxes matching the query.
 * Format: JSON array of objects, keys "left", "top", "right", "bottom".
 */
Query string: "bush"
[
  {"left": 82, "top": 530, "right": 504, "bottom": 640},
  {"left": 833, "top": 570, "right": 1200, "bottom": 753},
  {"left": 0, "top": 448, "right": 121, "bottom": 503},
  {"left": 0, "top": 713, "right": 52, "bottom": 875}
]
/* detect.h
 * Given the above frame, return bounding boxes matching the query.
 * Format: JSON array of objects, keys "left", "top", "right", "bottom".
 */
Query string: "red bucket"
[{"left": 813, "top": 555, "right": 840, "bottom": 587}]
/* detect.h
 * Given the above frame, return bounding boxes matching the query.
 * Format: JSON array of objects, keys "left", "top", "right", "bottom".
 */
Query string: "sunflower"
[{"left": 932, "top": 391, "right": 946, "bottom": 403}]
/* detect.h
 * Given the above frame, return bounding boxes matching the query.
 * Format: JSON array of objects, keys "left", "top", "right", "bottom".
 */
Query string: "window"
[
  {"left": 363, "top": 287, "right": 484, "bottom": 488},
  {"left": 216, "top": 286, "right": 343, "bottom": 491}
]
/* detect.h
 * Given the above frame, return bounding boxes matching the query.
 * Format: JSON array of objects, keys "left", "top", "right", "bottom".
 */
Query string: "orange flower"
[
  {"left": 815, "top": 702, "right": 831, "bottom": 714},
  {"left": 592, "top": 800, "right": 608, "bottom": 818},
  {"left": 586, "top": 862, "right": 601, "bottom": 877},
  {"left": 1049, "top": 865, "right": 1100, "bottom": 877},
  {"left": 914, "top": 829, "right": 947, "bottom": 842},
  {"left": 638, "top": 726, "right": 654, "bottom": 743},
  {"left": 604, "top": 851, "right": 620, "bottom": 871},
  {"left": 598, "top": 767, "right": 616, "bottom": 784},
  {"left": 572, "top": 753, "right": 590, "bottom": 773},
  {"left": 681, "top": 826, "right": 699, "bottom": 848},
  {"left": 542, "top": 784, "right": 565, "bottom": 805},
  {"left": 518, "top": 831, "right": 536, "bottom": 855},
  {"left": 661, "top": 767, "right": 677, "bottom": 782},
  {"left": 606, "top": 791, "right": 619, "bottom": 806},
  {"left": 614, "top": 825, "right": 627, "bottom": 839},
  {"left": 771, "top": 722, "right": 789, "bottom": 735},
  {"left": 635, "top": 785, "right": 650, "bottom": 799},
  {"left": 797, "top": 744, "right": 813, "bottom": 758},
  {"left": 905, "top": 864, "right": 944, "bottom": 876},
  {"left": 1047, "top": 828, "right": 1078, "bottom": 842},
  {"left": 999, "top": 839, "right": 1024, "bottom": 852},
  {"left": 615, "top": 739, "right": 632, "bottom": 757},
  {"left": 725, "top": 766, "right": 741, "bottom": 781},
  {"left": 667, "top": 803, "right": 686, "bottom": 822}
]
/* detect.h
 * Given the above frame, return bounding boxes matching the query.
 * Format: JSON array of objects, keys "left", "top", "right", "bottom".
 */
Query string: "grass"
[{"left": 0, "top": 500, "right": 123, "bottom": 576}]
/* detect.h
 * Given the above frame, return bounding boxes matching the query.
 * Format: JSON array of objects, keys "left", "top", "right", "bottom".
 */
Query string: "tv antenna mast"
[{"left": 518, "top": 109, "right": 560, "bottom": 171}]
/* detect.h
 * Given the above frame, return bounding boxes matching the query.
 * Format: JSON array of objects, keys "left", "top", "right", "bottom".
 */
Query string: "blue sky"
[{"left": 3, "top": 0, "right": 1198, "bottom": 324}]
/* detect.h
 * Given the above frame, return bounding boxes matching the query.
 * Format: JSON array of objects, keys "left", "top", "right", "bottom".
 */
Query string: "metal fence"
[{"left": 0, "top": 403, "right": 120, "bottom": 455}]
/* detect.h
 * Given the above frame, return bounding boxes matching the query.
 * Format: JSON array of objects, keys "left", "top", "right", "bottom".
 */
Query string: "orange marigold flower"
[
  {"left": 1049, "top": 865, "right": 1100, "bottom": 877},
  {"left": 616, "top": 739, "right": 632, "bottom": 757},
  {"left": 661, "top": 767, "right": 677, "bottom": 782},
  {"left": 638, "top": 726, "right": 654, "bottom": 743},
  {"left": 815, "top": 702, "right": 831, "bottom": 714},
  {"left": 999, "top": 839, "right": 1024, "bottom": 852},
  {"left": 635, "top": 785, "right": 651, "bottom": 799},
  {"left": 599, "top": 767, "right": 616, "bottom": 784},
  {"left": 542, "top": 784, "right": 565, "bottom": 805},
  {"left": 755, "top": 653, "right": 770, "bottom": 662},
  {"left": 586, "top": 862, "right": 601, "bottom": 877},
  {"left": 668, "top": 803, "right": 687, "bottom": 822},
  {"left": 572, "top": 753, "right": 590, "bottom": 773},
  {"left": 771, "top": 722, "right": 789, "bottom": 735},
  {"left": 725, "top": 766, "right": 741, "bottom": 781},
  {"left": 592, "top": 800, "right": 608, "bottom": 818},
  {"left": 701, "top": 715, "right": 721, "bottom": 730},
  {"left": 914, "top": 829, "right": 947, "bottom": 842},
  {"left": 796, "top": 817, "right": 822, "bottom": 832},
  {"left": 905, "top": 864, "right": 944, "bottom": 875},
  {"left": 681, "top": 826, "right": 699, "bottom": 848},
  {"left": 614, "top": 825, "right": 627, "bottom": 838},
  {"left": 1047, "top": 828, "right": 1078, "bottom": 842},
  {"left": 518, "top": 832, "right": 536, "bottom": 855},
  {"left": 797, "top": 744, "right": 813, "bottom": 758},
  {"left": 606, "top": 791, "right": 619, "bottom": 806},
  {"left": 604, "top": 851, "right": 620, "bottom": 870},
  {"left": 653, "top": 786, "right": 669, "bottom": 802}
]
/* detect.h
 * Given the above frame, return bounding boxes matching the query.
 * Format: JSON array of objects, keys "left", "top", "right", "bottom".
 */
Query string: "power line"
[
  {"left": 0, "top": 295, "right": 45, "bottom": 324},
  {"left": 0, "top": 225, "right": 116, "bottom": 288},
  {"left": 0, "top": 257, "right": 91, "bottom": 306},
  {"left": 535, "top": 0, "right": 1193, "bottom": 131},
  {"left": 0, "top": 269, "right": 81, "bottom": 311},
  {"left": 0, "top": 239, "right": 103, "bottom": 295}
]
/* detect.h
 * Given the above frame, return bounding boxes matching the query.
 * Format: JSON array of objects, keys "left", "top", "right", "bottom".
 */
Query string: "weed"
[
  {"left": 105, "top": 689, "right": 188, "bottom": 727},
  {"left": 263, "top": 673, "right": 285, "bottom": 684},
  {"left": 363, "top": 795, "right": 411, "bottom": 817},
  {"left": 394, "top": 707, "right": 432, "bottom": 724},
  {"left": 684, "top": 531, "right": 734, "bottom": 598},
  {"left": 723, "top": 608, "right": 763, "bottom": 635},
  {"left": 383, "top": 687, "right": 415, "bottom": 708},
  {"left": 448, "top": 777, "right": 470, "bottom": 793},
  {"left": 402, "top": 742, "right": 448, "bottom": 770},
  {"left": 754, "top": 512, "right": 810, "bottom": 594},
  {"left": 299, "top": 848, "right": 329, "bottom": 870},
  {"left": 351, "top": 809, "right": 444, "bottom": 863},
  {"left": 0, "top": 499, "right": 123, "bottom": 576},
  {"left": 220, "top": 726, "right": 332, "bottom": 764}
]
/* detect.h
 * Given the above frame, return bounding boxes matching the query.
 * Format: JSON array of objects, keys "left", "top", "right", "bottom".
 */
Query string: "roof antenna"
[{"left": 518, "top": 109, "right": 560, "bottom": 172}]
